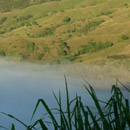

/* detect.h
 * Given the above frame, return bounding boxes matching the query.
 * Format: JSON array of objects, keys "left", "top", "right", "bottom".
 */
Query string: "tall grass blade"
[
  {"left": 39, "top": 119, "right": 48, "bottom": 130},
  {"left": 64, "top": 75, "right": 71, "bottom": 130},
  {"left": 116, "top": 78, "right": 130, "bottom": 92},
  {"left": 80, "top": 102, "right": 91, "bottom": 130},
  {"left": 2, "top": 112, "right": 28, "bottom": 128},
  {"left": 87, "top": 106, "right": 100, "bottom": 130},
  {"left": 125, "top": 99, "right": 129, "bottom": 114},
  {"left": 76, "top": 96, "right": 83, "bottom": 130},
  {"left": 113, "top": 101, "right": 120, "bottom": 129},
  {"left": 52, "top": 90, "right": 69, "bottom": 129},
  {"left": 11, "top": 124, "right": 15, "bottom": 130},
  {"left": 58, "top": 91, "right": 66, "bottom": 130},
  {"left": 84, "top": 84, "right": 112, "bottom": 129},
  {"left": 0, "top": 125, "right": 8, "bottom": 130},
  {"left": 31, "top": 99, "right": 58, "bottom": 129}
]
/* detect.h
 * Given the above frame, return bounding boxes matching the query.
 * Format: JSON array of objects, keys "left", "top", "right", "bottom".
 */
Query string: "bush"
[
  {"left": 26, "top": 42, "right": 35, "bottom": 51},
  {"left": 68, "top": 50, "right": 80, "bottom": 61},
  {"left": 121, "top": 35, "right": 129, "bottom": 40},
  {"left": 0, "top": 51, "right": 6, "bottom": 56},
  {"left": 42, "top": 46, "right": 50, "bottom": 53},
  {"left": 8, "top": 51, "right": 25, "bottom": 58},
  {"left": 107, "top": 54, "right": 129, "bottom": 59},
  {"left": 32, "top": 21, "right": 38, "bottom": 25},
  {"left": 58, "top": 49, "right": 67, "bottom": 56},
  {"left": 36, "top": 53, "right": 44, "bottom": 60},
  {"left": 59, "top": 41, "right": 70, "bottom": 52},
  {"left": 63, "top": 16, "right": 71, "bottom": 22},
  {"left": 26, "top": 23, "right": 32, "bottom": 27},
  {"left": 35, "top": 27, "right": 56, "bottom": 38},
  {"left": 0, "top": 17, "right": 7, "bottom": 24},
  {"left": 59, "top": 41, "right": 68, "bottom": 49},
  {"left": 0, "top": 31, "right": 6, "bottom": 34},
  {"left": 95, "top": 41, "right": 113, "bottom": 51},
  {"left": 16, "top": 15, "right": 33, "bottom": 22},
  {"left": 66, "top": 41, "right": 113, "bottom": 61},
  {"left": 98, "top": 11, "right": 114, "bottom": 16},
  {"left": 81, "top": 19, "right": 105, "bottom": 33},
  {"left": 80, "top": 41, "right": 113, "bottom": 54}
]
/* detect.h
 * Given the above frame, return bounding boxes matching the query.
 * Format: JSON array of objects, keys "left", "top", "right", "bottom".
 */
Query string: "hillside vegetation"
[
  {"left": 0, "top": 0, "right": 130, "bottom": 67},
  {"left": 0, "top": 0, "right": 59, "bottom": 12}
]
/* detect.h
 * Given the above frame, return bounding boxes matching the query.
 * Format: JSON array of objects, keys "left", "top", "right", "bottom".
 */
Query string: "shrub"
[
  {"left": 36, "top": 53, "right": 44, "bottom": 60},
  {"left": 0, "top": 17, "right": 7, "bottom": 24},
  {"left": 16, "top": 15, "right": 33, "bottom": 22},
  {"left": 59, "top": 41, "right": 68, "bottom": 49},
  {"left": 35, "top": 27, "right": 56, "bottom": 38},
  {"left": 121, "top": 35, "right": 129, "bottom": 40},
  {"left": 68, "top": 50, "right": 80, "bottom": 61},
  {"left": 8, "top": 51, "right": 25, "bottom": 58},
  {"left": 80, "top": 41, "right": 113, "bottom": 54},
  {"left": 68, "top": 34, "right": 72, "bottom": 38},
  {"left": 26, "top": 23, "right": 32, "bottom": 27},
  {"left": 32, "top": 21, "right": 38, "bottom": 25},
  {"left": 95, "top": 41, "right": 113, "bottom": 51},
  {"left": 98, "top": 11, "right": 114, "bottom": 16},
  {"left": 107, "top": 55, "right": 129, "bottom": 59},
  {"left": 59, "top": 41, "right": 70, "bottom": 51},
  {"left": 26, "top": 42, "right": 35, "bottom": 51},
  {"left": 0, "top": 51, "right": 6, "bottom": 56},
  {"left": 66, "top": 41, "right": 113, "bottom": 61},
  {"left": 51, "top": 59, "right": 61, "bottom": 64},
  {"left": 42, "top": 46, "right": 50, "bottom": 53},
  {"left": 63, "top": 16, "right": 71, "bottom": 22},
  {"left": 82, "top": 19, "right": 105, "bottom": 33},
  {"left": 58, "top": 49, "right": 67, "bottom": 56},
  {"left": 0, "top": 31, "right": 6, "bottom": 34}
]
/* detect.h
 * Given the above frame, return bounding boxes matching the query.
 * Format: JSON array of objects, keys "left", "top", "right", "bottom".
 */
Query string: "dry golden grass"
[{"left": 0, "top": 0, "right": 129, "bottom": 65}]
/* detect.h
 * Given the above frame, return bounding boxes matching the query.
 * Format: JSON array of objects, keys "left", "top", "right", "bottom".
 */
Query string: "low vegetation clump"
[
  {"left": 121, "top": 35, "right": 129, "bottom": 40},
  {"left": 63, "top": 16, "right": 71, "bottom": 22},
  {"left": 67, "top": 41, "right": 113, "bottom": 61},
  {"left": 32, "top": 27, "right": 56, "bottom": 38},
  {"left": 0, "top": 17, "right": 7, "bottom": 24},
  {"left": 58, "top": 49, "right": 68, "bottom": 56},
  {"left": 2, "top": 77, "right": 130, "bottom": 130},
  {"left": 26, "top": 42, "right": 35, "bottom": 51},
  {"left": 80, "top": 41, "right": 113, "bottom": 54},
  {"left": 81, "top": 19, "right": 105, "bottom": 33},
  {"left": 107, "top": 54, "right": 130, "bottom": 59},
  {"left": 0, "top": 51, "right": 6, "bottom": 56},
  {"left": 36, "top": 53, "right": 44, "bottom": 60},
  {"left": 32, "top": 21, "right": 39, "bottom": 26}
]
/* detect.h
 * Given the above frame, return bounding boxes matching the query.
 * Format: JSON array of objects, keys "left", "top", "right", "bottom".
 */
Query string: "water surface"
[{"left": 0, "top": 60, "right": 130, "bottom": 129}]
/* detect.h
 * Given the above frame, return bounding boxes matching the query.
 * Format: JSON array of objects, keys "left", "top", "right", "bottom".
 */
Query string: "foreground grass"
[{"left": 1, "top": 77, "right": 130, "bottom": 130}]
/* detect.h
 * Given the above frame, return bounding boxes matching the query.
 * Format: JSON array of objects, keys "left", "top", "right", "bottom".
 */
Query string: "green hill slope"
[
  {"left": 0, "top": 0, "right": 130, "bottom": 67},
  {"left": 0, "top": 0, "right": 59, "bottom": 12}
]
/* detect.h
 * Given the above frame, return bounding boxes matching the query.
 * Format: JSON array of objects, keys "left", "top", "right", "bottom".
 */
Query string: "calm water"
[{"left": 0, "top": 60, "right": 130, "bottom": 129}]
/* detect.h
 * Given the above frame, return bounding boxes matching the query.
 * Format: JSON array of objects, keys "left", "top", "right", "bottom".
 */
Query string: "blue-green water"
[{"left": 0, "top": 60, "right": 130, "bottom": 129}]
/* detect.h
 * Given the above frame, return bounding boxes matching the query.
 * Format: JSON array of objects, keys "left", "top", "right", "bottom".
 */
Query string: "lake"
[{"left": 0, "top": 59, "right": 130, "bottom": 129}]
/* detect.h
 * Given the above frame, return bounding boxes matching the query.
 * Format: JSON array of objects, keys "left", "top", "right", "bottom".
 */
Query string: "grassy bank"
[{"left": 1, "top": 77, "right": 130, "bottom": 130}]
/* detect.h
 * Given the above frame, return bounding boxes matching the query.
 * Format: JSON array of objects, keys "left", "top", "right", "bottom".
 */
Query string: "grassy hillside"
[
  {"left": 0, "top": 0, "right": 130, "bottom": 67},
  {"left": 0, "top": 0, "right": 59, "bottom": 12}
]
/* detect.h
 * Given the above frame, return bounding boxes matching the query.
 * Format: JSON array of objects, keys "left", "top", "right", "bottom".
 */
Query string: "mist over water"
[{"left": 0, "top": 59, "right": 130, "bottom": 129}]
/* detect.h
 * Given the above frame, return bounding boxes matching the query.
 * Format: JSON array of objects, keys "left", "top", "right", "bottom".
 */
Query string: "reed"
[{"left": 2, "top": 77, "right": 130, "bottom": 130}]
